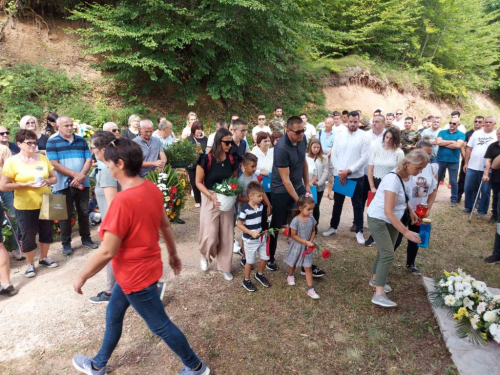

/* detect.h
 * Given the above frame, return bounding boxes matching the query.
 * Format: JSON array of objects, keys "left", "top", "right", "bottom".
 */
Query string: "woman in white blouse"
[
  {"left": 181, "top": 112, "right": 198, "bottom": 139},
  {"left": 395, "top": 139, "right": 438, "bottom": 276},
  {"left": 306, "top": 139, "right": 329, "bottom": 233},
  {"left": 252, "top": 131, "right": 274, "bottom": 229},
  {"left": 365, "top": 127, "right": 404, "bottom": 247},
  {"left": 367, "top": 150, "right": 427, "bottom": 308}
]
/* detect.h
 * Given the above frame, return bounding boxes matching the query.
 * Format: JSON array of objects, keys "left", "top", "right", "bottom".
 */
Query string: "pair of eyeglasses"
[
  {"left": 26, "top": 121, "right": 36, "bottom": 125},
  {"left": 23, "top": 141, "right": 37, "bottom": 147},
  {"left": 396, "top": 112, "right": 403, "bottom": 115},
  {"left": 474, "top": 120, "right": 483, "bottom": 123},
  {"left": 221, "top": 140, "right": 233, "bottom": 146},
  {"left": 288, "top": 128, "right": 305, "bottom": 135},
  {"left": 0, "top": 131, "right": 10, "bottom": 136},
  {"left": 258, "top": 118, "right": 266, "bottom": 121},
  {"left": 111, "top": 128, "right": 120, "bottom": 133}
]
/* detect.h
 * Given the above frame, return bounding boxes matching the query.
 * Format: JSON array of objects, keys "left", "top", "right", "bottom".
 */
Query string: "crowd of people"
[{"left": 0, "top": 107, "right": 499, "bottom": 374}]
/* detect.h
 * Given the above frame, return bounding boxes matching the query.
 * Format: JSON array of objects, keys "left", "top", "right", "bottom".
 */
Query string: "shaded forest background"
[{"left": 1, "top": 0, "right": 500, "bottom": 130}]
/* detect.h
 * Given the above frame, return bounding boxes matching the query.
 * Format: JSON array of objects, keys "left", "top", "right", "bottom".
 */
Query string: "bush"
[{"left": 164, "top": 139, "right": 198, "bottom": 166}]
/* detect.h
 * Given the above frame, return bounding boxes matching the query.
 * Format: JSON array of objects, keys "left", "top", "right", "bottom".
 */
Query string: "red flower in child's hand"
[
  {"left": 302, "top": 244, "right": 316, "bottom": 257},
  {"left": 70, "top": 218, "right": 76, "bottom": 226},
  {"left": 257, "top": 175, "right": 263, "bottom": 182},
  {"left": 230, "top": 183, "right": 238, "bottom": 190},
  {"left": 321, "top": 249, "right": 331, "bottom": 259},
  {"left": 282, "top": 227, "right": 290, "bottom": 236},
  {"left": 171, "top": 186, "right": 177, "bottom": 194}
]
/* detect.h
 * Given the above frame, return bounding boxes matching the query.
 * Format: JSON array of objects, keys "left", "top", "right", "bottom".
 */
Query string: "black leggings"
[
  {"left": 394, "top": 223, "right": 420, "bottom": 266},
  {"left": 312, "top": 190, "right": 325, "bottom": 230},
  {"left": 187, "top": 168, "right": 201, "bottom": 204}
]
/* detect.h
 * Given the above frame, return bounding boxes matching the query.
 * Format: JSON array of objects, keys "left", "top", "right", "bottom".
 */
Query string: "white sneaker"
[
  {"left": 233, "top": 240, "right": 241, "bottom": 253},
  {"left": 219, "top": 271, "right": 233, "bottom": 281},
  {"left": 322, "top": 227, "right": 337, "bottom": 237},
  {"left": 194, "top": 203, "right": 201, "bottom": 208},
  {"left": 287, "top": 275, "right": 296, "bottom": 286},
  {"left": 200, "top": 258, "right": 208, "bottom": 271},
  {"left": 307, "top": 288, "right": 320, "bottom": 299},
  {"left": 356, "top": 232, "right": 365, "bottom": 244}
]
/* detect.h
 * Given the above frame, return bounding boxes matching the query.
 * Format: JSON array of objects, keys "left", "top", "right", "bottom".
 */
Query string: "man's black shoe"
[
  {"left": 484, "top": 255, "right": 500, "bottom": 264},
  {"left": 176, "top": 218, "right": 186, "bottom": 224}
]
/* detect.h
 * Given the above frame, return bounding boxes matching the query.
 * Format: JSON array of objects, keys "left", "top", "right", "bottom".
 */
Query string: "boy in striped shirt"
[{"left": 237, "top": 182, "right": 270, "bottom": 292}]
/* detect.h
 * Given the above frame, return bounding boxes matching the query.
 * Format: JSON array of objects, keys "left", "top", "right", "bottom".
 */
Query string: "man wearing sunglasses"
[
  {"left": 323, "top": 111, "right": 371, "bottom": 245},
  {"left": 436, "top": 118, "right": 466, "bottom": 206},
  {"left": 393, "top": 110, "right": 405, "bottom": 130},
  {"left": 0, "top": 126, "right": 20, "bottom": 155},
  {"left": 269, "top": 117, "right": 325, "bottom": 276}
]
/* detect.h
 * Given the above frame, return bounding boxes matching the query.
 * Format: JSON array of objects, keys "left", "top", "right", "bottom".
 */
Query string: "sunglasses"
[
  {"left": 0, "top": 132, "right": 10, "bottom": 136},
  {"left": 26, "top": 121, "right": 36, "bottom": 125},
  {"left": 396, "top": 112, "right": 403, "bottom": 115},
  {"left": 221, "top": 140, "right": 233, "bottom": 146},
  {"left": 23, "top": 141, "right": 37, "bottom": 147},
  {"left": 258, "top": 118, "right": 266, "bottom": 121},
  {"left": 474, "top": 120, "right": 483, "bottom": 123},
  {"left": 111, "top": 128, "right": 120, "bottom": 133},
  {"left": 288, "top": 128, "right": 305, "bottom": 135},
  {"left": 450, "top": 122, "right": 458, "bottom": 125}
]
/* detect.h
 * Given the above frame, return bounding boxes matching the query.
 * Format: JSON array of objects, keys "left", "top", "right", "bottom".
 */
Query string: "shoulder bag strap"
[{"left": 390, "top": 172, "right": 409, "bottom": 204}]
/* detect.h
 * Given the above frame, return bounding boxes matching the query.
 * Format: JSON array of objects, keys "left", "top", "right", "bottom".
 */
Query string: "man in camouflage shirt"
[
  {"left": 401, "top": 117, "right": 421, "bottom": 154},
  {"left": 268, "top": 106, "right": 285, "bottom": 133}
]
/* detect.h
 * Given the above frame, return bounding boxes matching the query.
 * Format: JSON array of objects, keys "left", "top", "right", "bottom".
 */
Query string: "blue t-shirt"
[
  {"left": 317, "top": 129, "right": 335, "bottom": 153},
  {"left": 437, "top": 130, "right": 466, "bottom": 163},
  {"left": 88, "top": 197, "right": 98, "bottom": 214}
]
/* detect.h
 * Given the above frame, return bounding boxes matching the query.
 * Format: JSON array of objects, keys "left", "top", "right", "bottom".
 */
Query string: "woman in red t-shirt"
[{"left": 72, "top": 138, "right": 209, "bottom": 375}]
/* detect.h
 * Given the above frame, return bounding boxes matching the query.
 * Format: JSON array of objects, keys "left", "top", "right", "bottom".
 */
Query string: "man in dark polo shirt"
[{"left": 267, "top": 116, "right": 324, "bottom": 277}]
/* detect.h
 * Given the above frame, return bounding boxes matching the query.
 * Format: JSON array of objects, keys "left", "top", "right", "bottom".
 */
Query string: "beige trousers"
[{"left": 199, "top": 193, "right": 234, "bottom": 273}]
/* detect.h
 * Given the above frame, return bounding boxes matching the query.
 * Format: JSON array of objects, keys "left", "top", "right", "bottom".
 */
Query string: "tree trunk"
[
  {"left": 431, "top": 25, "right": 446, "bottom": 59},
  {"left": 420, "top": 32, "right": 430, "bottom": 58}
]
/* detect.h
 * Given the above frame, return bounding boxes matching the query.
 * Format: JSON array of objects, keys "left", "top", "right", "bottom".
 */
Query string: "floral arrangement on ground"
[
  {"left": 146, "top": 165, "right": 186, "bottom": 223},
  {"left": 430, "top": 268, "right": 500, "bottom": 345}
]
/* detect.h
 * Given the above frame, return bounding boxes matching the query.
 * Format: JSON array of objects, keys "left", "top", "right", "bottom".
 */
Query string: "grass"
[{"left": 0, "top": 189, "right": 498, "bottom": 374}]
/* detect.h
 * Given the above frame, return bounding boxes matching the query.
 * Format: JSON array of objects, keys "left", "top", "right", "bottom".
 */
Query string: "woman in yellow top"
[{"left": 0, "top": 130, "right": 58, "bottom": 278}]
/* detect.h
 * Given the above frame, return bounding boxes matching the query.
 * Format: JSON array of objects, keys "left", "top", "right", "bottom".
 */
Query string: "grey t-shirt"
[
  {"left": 95, "top": 166, "right": 119, "bottom": 219},
  {"left": 272, "top": 134, "right": 307, "bottom": 194},
  {"left": 421, "top": 128, "right": 440, "bottom": 158},
  {"left": 133, "top": 136, "right": 163, "bottom": 177},
  {"left": 238, "top": 173, "right": 259, "bottom": 198}
]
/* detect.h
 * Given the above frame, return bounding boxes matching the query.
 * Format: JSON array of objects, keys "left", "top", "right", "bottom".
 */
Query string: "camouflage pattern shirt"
[
  {"left": 401, "top": 130, "right": 422, "bottom": 154},
  {"left": 269, "top": 118, "right": 286, "bottom": 133}
]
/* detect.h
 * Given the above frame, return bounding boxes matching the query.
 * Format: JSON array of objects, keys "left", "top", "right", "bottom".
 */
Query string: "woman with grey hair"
[
  {"left": 366, "top": 149, "right": 428, "bottom": 307},
  {"left": 121, "top": 114, "right": 141, "bottom": 140}
]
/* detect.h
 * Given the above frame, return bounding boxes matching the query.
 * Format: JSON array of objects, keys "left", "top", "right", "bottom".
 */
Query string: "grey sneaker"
[
  {"left": 72, "top": 354, "right": 106, "bottom": 375},
  {"left": 372, "top": 293, "right": 397, "bottom": 307},
  {"left": 39, "top": 258, "right": 58, "bottom": 268},
  {"left": 82, "top": 240, "right": 98, "bottom": 249},
  {"left": 25, "top": 264, "right": 36, "bottom": 278},
  {"left": 89, "top": 291, "right": 111, "bottom": 304},
  {"left": 11, "top": 249, "right": 25, "bottom": 260},
  {"left": 0, "top": 284, "right": 18, "bottom": 297},
  {"left": 477, "top": 213, "right": 486, "bottom": 219},
  {"left": 180, "top": 361, "right": 210, "bottom": 375},
  {"left": 368, "top": 278, "right": 392, "bottom": 293},
  {"left": 62, "top": 244, "right": 74, "bottom": 256}
]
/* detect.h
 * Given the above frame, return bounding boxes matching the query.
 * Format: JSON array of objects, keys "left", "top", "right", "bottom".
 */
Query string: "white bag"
[{"left": 217, "top": 194, "right": 237, "bottom": 212}]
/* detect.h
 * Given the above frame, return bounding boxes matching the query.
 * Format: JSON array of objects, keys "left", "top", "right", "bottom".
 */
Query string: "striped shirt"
[
  {"left": 46, "top": 134, "right": 92, "bottom": 192},
  {"left": 238, "top": 202, "right": 264, "bottom": 240}
]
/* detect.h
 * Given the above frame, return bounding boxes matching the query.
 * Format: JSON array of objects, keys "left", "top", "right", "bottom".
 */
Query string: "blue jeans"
[
  {"left": 430, "top": 157, "right": 438, "bottom": 164},
  {"left": 0, "top": 191, "right": 20, "bottom": 250},
  {"left": 437, "top": 162, "right": 459, "bottom": 203},
  {"left": 464, "top": 169, "right": 491, "bottom": 214},
  {"left": 93, "top": 282, "right": 200, "bottom": 370}
]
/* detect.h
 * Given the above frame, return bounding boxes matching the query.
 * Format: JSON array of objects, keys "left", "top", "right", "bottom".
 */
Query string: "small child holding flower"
[{"left": 284, "top": 195, "right": 319, "bottom": 299}]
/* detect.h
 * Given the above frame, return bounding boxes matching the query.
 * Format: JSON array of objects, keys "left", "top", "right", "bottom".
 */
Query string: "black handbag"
[{"left": 390, "top": 172, "right": 410, "bottom": 226}]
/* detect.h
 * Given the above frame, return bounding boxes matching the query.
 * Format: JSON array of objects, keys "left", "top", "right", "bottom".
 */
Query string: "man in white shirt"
[
  {"left": 299, "top": 113, "right": 317, "bottom": 141},
  {"left": 421, "top": 117, "right": 442, "bottom": 163},
  {"left": 332, "top": 111, "right": 347, "bottom": 134},
  {"left": 206, "top": 118, "right": 227, "bottom": 153},
  {"left": 252, "top": 114, "right": 272, "bottom": 143},
  {"left": 393, "top": 109, "right": 405, "bottom": 130},
  {"left": 463, "top": 116, "right": 497, "bottom": 218},
  {"left": 322, "top": 111, "right": 371, "bottom": 245},
  {"left": 443, "top": 111, "right": 466, "bottom": 133}
]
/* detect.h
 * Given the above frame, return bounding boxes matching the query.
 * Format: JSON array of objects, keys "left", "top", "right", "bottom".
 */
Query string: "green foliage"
[
  {"left": 164, "top": 139, "right": 198, "bottom": 166},
  {"left": 68, "top": 0, "right": 304, "bottom": 104}
]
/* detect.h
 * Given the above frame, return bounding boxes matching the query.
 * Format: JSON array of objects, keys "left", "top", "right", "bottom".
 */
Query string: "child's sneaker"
[
  {"left": 242, "top": 279, "right": 256, "bottom": 292},
  {"left": 254, "top": 273, "right": 270, "bottom": 288},
  {"left": 240, "top": 258, "right": 246, "bottom": 267},
  {"left": 307, "top": 288, "right": 320, "bottom": 299},
  {"left": 287, "top": 275, "right": 295, "bottom": 286}
]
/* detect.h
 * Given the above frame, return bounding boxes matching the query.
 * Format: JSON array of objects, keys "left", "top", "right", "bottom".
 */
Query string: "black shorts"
[{"left": 16, "top": 209, "right": 53, "bottom": 252}]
